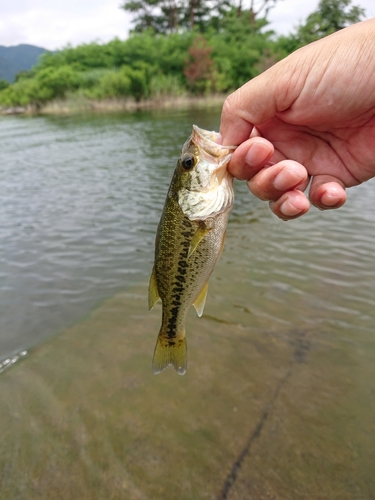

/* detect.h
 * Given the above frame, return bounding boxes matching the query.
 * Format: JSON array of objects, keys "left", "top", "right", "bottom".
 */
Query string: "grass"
[{"left": 0, "top": 93, "right": 228, "bottom": 116}]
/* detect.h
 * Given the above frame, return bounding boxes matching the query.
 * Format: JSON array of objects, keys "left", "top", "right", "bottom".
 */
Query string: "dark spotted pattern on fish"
[{"left": 149, "top": 125, "right": 235, "bottom": 374}]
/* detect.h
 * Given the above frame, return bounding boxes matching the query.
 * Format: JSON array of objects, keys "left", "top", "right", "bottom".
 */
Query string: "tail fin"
[{"left": 152, "top": 334, "right": 187, "bottom": 375}]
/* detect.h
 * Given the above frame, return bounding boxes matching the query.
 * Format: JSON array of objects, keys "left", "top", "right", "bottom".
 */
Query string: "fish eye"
[{"left": 181, "top": 155, "right": 196, "bottom": 171}]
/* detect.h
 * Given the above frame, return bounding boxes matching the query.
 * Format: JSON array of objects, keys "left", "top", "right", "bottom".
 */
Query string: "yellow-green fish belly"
[{"left": 151, "top": 195, "right": 229, "bottom": 374}]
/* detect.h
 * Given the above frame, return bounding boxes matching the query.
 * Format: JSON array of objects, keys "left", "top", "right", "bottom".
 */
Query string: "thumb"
[
  {"left": 219, "top": 69, "right": 281, "bottom": 146},
  {"left": 309, "top": 175, "right": 347, "bottom": 210}
]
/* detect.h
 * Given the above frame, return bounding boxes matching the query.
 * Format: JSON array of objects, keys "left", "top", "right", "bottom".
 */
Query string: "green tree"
[
  {"left": 122, "top": 0, "right": 183, "bottom": 33},
  {"left": 181, "top": 0, "right": 217, "bottom": 31},
  {"left": 184, "top": 35, "right": 214, "bottom": 93},
  {"left": 0, "top": 3, "right": 281, "bottom": 108},
  {"left": 122, "top": 0, "right": 281, "bottom": 33},
  {"left": 293, "top": 0, "right": 365, "bottom": 47},
  {"left": 238, "top": 0, "right": 279, "bottom": 25},
  {"left": 207, "top": 7, "right": 277, "bottom": 89},
  {"left": 0, "top": 79, "right": 9, "bottom": 91}
]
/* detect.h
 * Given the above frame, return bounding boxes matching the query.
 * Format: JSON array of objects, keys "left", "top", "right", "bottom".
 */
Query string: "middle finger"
[{"left": 247, "top": 160, "right": 309, "bottom": 201}]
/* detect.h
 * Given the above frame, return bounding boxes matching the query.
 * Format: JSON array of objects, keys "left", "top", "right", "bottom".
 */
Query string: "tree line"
[{"left": 0, "top": 0, "right": 365, "bottom": 109}]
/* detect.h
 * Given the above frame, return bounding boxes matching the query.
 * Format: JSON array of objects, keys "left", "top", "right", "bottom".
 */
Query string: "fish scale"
[{"left": 148, "top": 125, "right": 236, "bottom": 375}]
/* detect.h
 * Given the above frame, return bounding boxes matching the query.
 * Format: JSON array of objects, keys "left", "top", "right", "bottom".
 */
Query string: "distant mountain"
[{"left": 0, "top": 44, "right": 47, "bottom": 82}]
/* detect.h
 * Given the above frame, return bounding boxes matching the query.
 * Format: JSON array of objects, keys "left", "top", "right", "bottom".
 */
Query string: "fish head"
[{"left": 175, "top": 125, "right": 236, "bottom": 221}]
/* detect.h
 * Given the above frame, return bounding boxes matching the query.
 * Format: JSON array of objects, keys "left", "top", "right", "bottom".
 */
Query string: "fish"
[{"left": 148, "top": 125, "right": 236, "bottom": 375}]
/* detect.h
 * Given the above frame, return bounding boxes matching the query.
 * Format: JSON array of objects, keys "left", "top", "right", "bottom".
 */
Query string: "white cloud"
[
  {"left": 0, "top": 0, "right": 374, "bottom": 50},
  {"left": 0, "top": 0, "right": 131, "bottom": 50}
]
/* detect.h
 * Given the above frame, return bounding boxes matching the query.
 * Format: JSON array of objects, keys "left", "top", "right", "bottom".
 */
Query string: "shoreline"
[{"left": 0, "top": 93, "right": 227, "bottom": 117}]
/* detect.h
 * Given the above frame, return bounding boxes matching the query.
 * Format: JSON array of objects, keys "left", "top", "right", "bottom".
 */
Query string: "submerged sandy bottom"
[{"left": 0, "top": 278, "right": 374, "bottom": 500}]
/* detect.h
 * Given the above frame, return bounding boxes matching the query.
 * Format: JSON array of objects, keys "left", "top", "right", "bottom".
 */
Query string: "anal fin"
[
  {"left": 193, "top": 281, "right": 208, "bottom": 317},
  {"left": 148, "top": 266, "right": 160, "bottom": 310}
]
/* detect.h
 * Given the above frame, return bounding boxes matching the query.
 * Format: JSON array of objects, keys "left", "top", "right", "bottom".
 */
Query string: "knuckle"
[{"left": 221, "top": 93, "right": 236, "bottom": 122}]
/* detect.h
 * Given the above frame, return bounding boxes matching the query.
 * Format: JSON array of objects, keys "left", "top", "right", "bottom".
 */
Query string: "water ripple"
[{"left": 1, "top": 110, "right": 375, "bottom": 360}]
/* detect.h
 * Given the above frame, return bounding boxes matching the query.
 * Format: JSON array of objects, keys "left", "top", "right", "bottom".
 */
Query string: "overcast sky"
[{"left": 0, "top": 0, "right": 374, "bottom": 50}]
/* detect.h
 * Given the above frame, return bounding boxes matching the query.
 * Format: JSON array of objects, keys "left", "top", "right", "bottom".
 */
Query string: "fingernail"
[
  {"left": 320, "top": 190, "right": 341, "bottom": 207},
  {"left": 245, "top": 142, "right": 272, "bottom": 167},
  {"left": 274, "top": 169, "right": 305, "bottom": 191},
  {"left": 279, "top": 198, "right": 304, "bottom": 217}
]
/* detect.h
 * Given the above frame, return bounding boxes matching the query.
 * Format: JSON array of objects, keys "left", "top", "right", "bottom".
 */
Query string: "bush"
[
  {"left": 0, "top": 24, "right": 282, "bottom": 107},
  {"left": 36, "top": 65, "right": 80, "bottom": 100},
  {"left": 76, "top": 68, "right": 114, "bottom": 89},
  {"left": 149, "top": 73, "right": 185, "bottom": 99},
  {"left": 0, "top": 79, "right": 10, "bottom": 91},
  {"left": 0, "top": 78, "right": 41, "bottom": 106},
  {"left": 94, "top": 68, "right": 131, "bottom": 98}
]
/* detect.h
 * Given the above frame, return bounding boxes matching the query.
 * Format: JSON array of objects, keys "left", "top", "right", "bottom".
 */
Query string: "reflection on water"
[{"left": 0, "top": 108, "right": 374, "bottom": 498}]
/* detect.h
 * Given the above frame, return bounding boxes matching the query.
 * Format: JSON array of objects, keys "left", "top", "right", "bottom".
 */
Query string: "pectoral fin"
[
  {"left": 193, "top": 281, "right": 209, "bottom": 317},
  {"left": 188, "top": 225, "right": 211, "bottom": 258},
  {"left": 148, "top": 266, "right": 160, "bottom": 310}
]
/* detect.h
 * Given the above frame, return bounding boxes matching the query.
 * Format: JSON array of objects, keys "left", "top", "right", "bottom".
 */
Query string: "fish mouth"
[
  {"left": 178, "top": 125, "right": 236, "bottom": 220},
  {"left": 191, "top": 125, "right": 236, "bottom": 183},
  {"left": 192, "top": 125, "right": 236, "bottom": 158}
]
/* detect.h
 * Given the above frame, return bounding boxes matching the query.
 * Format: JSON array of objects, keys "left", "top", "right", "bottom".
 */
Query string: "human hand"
[{"left": 220, "top": 19, "right": 375, "bottom": 220}]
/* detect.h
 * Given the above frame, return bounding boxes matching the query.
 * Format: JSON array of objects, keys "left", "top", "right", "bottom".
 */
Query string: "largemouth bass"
[{"left": 148, "top": 125, "right": 236, "bottom": 375}]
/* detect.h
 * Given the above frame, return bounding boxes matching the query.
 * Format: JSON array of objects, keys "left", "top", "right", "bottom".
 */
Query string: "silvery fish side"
[{"left": 148, "top": 125, "right": 236, "bottom": 375}]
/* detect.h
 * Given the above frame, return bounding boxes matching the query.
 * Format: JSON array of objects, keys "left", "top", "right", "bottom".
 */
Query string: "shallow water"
[
  {"left": 0, "top": 110, "right": 202, "bottom": 358},
  {"left": 0, "top": 108, "right": 374, "bottom": 498}
]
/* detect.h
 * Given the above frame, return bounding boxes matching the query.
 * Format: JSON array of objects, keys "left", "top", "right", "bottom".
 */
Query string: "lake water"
[{"left": 0, "top": 108, "right": 374, "bottom": 499}]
